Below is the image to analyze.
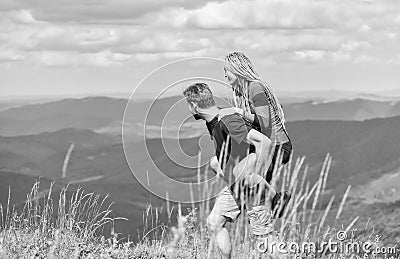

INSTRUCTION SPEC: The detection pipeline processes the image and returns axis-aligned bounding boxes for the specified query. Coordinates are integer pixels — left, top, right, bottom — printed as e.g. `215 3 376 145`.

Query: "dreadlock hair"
224 51 286 126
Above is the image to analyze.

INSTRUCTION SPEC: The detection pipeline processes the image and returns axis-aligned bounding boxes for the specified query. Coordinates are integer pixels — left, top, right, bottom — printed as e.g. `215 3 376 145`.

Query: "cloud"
28 49 132 67
1 0 400 67
6 9 35 23
339 40 371 52
0 0 215 23
0 46 25 62
143 0 400 31
187 0 335 29
231 31 344 53
294 50 327 62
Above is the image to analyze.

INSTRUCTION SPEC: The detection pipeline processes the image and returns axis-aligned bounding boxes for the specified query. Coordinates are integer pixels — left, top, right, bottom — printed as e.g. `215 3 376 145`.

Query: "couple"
182 52 293 258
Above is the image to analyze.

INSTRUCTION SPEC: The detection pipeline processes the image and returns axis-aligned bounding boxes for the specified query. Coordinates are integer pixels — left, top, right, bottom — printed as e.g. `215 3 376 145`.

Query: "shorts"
265 141 292 183
210 186 241 221
209 186 274 236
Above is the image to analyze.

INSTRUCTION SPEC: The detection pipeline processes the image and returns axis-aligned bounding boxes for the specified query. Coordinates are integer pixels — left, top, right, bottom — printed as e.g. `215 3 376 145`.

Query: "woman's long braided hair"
224 51 286 127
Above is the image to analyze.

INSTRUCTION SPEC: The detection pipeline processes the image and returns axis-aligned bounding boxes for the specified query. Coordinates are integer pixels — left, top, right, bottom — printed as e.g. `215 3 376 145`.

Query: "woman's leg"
265 141 292 183
232 153 276 207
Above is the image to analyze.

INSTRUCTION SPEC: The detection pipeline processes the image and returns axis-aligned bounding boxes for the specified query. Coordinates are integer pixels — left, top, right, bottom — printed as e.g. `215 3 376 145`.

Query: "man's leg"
207 186 240 259
207 214 231 259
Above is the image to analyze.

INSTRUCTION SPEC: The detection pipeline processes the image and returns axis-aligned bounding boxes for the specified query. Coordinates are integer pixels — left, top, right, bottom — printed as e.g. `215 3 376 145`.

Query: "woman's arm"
253 106 270 133
249 82 271 135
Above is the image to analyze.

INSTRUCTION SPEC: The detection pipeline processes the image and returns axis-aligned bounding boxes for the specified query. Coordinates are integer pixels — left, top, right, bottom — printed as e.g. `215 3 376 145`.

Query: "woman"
220 51 292 183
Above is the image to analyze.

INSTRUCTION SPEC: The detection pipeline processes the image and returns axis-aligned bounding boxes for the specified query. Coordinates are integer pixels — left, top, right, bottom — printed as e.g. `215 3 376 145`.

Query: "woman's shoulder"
248 81 266 97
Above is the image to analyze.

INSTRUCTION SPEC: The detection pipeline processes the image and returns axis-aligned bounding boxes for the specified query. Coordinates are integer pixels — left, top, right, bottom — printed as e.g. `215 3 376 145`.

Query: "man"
183 83 286 258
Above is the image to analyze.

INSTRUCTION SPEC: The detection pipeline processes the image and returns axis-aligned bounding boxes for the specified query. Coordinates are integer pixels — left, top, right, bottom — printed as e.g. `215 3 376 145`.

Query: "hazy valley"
1 94 400 240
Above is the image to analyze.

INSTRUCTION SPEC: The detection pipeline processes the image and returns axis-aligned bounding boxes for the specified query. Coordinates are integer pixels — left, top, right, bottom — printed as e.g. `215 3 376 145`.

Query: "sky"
1 0 400 97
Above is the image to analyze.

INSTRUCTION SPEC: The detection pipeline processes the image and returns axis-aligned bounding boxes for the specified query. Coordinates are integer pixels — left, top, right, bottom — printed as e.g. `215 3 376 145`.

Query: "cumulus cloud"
294 50 327 62
0 0 399 67
0 46 25 62
0 0 217 23
187 0 335 29
142 0 400 31
29 50 132 67
6 9 36 23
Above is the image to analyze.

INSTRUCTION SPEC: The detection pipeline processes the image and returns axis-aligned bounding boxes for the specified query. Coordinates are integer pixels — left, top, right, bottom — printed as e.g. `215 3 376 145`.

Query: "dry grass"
0 153 396 258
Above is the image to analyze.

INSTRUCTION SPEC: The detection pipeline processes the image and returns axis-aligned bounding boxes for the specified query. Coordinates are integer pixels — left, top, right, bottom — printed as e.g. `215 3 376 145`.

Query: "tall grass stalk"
0 182 117 258
1 149 368 258
156 148 365 258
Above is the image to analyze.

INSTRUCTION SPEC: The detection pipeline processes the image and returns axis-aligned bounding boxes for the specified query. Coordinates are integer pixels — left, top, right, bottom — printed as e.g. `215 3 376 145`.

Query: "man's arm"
209 155 224 176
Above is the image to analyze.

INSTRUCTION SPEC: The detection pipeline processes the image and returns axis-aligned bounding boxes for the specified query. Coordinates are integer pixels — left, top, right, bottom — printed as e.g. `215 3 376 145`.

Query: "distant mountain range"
2 115 400 190
278 89 400 103
0 97 127 136
284 98 400 121
1 96 400 137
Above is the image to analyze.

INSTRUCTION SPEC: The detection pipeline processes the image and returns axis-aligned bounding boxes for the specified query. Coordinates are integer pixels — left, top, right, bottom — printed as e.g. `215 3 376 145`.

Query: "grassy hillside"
1 160 399 258
289 116 400 191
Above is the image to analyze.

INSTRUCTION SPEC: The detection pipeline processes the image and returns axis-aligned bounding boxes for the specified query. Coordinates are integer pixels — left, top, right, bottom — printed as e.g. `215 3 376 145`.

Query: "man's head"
182 83 216 120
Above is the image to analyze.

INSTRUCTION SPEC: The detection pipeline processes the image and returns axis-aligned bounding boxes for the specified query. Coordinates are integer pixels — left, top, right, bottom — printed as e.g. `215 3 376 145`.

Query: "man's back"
206 113 256 175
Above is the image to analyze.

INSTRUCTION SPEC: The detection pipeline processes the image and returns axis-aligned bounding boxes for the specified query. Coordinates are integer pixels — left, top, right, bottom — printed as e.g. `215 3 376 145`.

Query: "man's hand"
218 107 256 123
209 156 224 176
217 107 242 120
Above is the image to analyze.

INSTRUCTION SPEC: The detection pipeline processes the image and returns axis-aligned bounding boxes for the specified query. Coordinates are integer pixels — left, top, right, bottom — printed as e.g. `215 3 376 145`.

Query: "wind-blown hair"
224 51 286 125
